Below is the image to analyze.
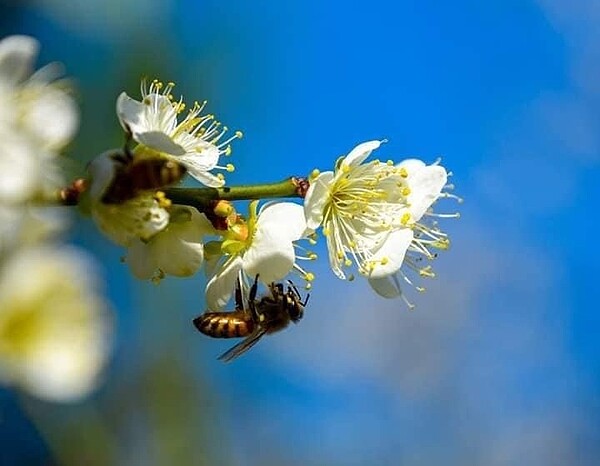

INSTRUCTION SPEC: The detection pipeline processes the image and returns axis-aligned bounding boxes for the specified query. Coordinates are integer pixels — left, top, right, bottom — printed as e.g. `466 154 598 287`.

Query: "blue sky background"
1 0 599 465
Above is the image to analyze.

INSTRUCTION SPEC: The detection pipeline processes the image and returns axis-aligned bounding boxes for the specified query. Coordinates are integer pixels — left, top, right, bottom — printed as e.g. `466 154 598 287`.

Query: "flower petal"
136 131 186 155
22 85 79 151
0 35 38 85
396 158 425 173
408 165 447 221
116 93 184 155
303 171 334 231
343 140 382 167
150 208 211 277
176 145 222 186
368 276 401 298
205 255 243 310
126 240 156 280
258 202 306 241
243 238 295 284
368 228 414 279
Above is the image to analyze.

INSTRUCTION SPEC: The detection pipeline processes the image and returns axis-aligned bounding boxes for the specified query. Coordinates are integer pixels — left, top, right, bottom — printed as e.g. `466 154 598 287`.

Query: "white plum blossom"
367 158 455 304
304 140 456 306
205 201 309 310
116 79 241 187
126 205 214 280
304 140 413 279
0 247 112 402
87 150 170 246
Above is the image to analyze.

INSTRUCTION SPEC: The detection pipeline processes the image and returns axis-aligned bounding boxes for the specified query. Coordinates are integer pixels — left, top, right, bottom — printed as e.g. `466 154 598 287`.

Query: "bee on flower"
204 200 313 311
116 79 241 187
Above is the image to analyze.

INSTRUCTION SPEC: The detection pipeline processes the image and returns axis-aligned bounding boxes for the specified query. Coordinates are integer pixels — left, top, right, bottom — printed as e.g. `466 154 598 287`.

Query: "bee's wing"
218 328 267 363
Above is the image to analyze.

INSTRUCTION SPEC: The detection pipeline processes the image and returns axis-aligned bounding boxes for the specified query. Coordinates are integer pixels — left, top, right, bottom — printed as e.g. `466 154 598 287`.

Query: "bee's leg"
234 275 244 311
301 294 310 307
247 275 260 321
249 274 259 302
287 281 301 299
122 124 134 162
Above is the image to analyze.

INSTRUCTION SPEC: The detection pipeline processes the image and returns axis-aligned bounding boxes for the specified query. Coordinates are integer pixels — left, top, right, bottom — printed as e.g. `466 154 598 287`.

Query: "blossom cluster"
87 83 459 311
0 32 459 400
0 36 111 402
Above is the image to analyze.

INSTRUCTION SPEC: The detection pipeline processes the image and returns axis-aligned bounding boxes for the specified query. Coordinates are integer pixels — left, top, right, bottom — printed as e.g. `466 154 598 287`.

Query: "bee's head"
287 295 304 322
286 281 308 322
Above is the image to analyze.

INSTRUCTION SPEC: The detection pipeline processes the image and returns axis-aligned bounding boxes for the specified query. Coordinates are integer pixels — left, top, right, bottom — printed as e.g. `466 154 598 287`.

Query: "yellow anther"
344 259 352 267
310 168 320 180
305 283 313 290
399 167 408 178
402 186 411 197
217 173 225 181
416 287 426 293
432 239 450 250
235 130 244 138
348 240 356 249
380 257 389 265
323 227 330 237
419 266 436 278
226 163 235 172
386 159 394 166
305 272 315 282
214 200 234 218
337 250 344 260
225 146 232 156
308 252 318 260
400 212 411 226
341 163 350 174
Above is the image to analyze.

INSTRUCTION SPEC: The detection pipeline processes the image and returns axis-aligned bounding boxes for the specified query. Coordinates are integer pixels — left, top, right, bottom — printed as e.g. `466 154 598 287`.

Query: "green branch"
164 177 309 209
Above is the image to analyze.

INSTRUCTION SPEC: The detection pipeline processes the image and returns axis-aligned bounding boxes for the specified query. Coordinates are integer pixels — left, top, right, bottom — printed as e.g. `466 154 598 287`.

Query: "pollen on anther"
310 168 320 180
235 130 244 139
226 163 235 172
305 272 315 282
399 167 408 178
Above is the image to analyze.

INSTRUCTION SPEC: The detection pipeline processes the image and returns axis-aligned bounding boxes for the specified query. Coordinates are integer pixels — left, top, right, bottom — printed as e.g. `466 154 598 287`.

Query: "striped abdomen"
193 311 255 338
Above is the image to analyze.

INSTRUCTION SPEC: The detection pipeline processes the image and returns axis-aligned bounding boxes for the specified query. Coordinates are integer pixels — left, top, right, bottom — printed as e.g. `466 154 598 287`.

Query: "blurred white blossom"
0 35 78 152
0 35 112 403
0 247 112 402
117 79 241 187
205 201 308 310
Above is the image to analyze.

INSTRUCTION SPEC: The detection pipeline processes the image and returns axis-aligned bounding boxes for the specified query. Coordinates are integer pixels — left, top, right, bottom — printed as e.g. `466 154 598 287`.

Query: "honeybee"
101 149 187 204
193 275 309 362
